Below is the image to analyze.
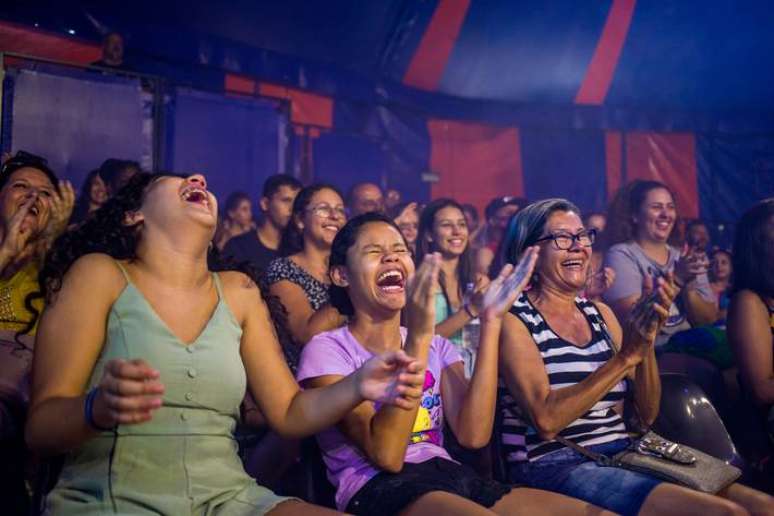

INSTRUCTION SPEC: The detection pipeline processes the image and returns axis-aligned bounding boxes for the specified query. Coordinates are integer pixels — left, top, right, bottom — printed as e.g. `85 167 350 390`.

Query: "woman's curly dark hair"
18 173 166 337
38 172 169 302
601 179 681 251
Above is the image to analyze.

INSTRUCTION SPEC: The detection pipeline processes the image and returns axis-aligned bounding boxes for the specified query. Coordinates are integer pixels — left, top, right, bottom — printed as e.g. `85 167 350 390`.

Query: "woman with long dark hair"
728 198 774 435
215 191 256 250
415 199 486 376
496 198 772 515
263 185 346 353
297 212 611 515
70 169 107 226
25 172 424 515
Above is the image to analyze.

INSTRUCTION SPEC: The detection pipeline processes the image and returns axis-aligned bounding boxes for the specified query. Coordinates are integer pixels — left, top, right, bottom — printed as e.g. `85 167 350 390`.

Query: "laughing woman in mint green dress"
25 173 424 515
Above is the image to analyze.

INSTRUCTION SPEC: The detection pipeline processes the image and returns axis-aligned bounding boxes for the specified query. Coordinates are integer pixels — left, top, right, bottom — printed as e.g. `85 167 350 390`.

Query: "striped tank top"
498 293 629 462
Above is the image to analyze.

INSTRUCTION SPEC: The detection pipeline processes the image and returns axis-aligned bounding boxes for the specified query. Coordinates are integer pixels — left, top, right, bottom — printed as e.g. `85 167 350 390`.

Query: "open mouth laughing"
376 268 406 293
180 185 210 209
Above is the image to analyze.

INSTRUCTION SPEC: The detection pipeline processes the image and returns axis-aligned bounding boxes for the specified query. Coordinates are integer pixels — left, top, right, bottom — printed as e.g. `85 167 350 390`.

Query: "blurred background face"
89 174 108 205
687 222 710 250
585 213 607 233
103 33 124 63
228 199 253 226
462 206 479 233
431 205 468 258
385 188 401 210
395 205 419 248
635 187 676 243
491 204 519 232
264 185 300 229
301 188 346 247
0 167 54 238
350 183 384 216
710 252 732 281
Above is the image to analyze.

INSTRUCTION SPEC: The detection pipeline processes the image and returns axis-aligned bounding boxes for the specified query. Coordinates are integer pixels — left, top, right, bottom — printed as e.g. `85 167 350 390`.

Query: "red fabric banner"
0 21 100 65
428 119 524 216
403 0 471 91
605 131 699 218
575 0 637 105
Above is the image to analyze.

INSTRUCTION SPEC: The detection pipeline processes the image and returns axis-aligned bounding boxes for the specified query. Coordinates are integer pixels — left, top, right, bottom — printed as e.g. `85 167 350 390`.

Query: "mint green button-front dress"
45 264 294 515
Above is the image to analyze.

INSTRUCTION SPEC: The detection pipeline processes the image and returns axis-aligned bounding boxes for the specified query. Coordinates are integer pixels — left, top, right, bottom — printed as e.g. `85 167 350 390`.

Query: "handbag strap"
553 435 615 466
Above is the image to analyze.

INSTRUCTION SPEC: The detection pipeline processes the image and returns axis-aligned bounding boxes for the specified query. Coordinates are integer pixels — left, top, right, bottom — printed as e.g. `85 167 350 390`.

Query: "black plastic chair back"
652 373 744 468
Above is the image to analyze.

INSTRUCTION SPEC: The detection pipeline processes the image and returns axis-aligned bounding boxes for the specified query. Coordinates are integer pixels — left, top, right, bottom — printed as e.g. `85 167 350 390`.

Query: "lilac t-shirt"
296 326 463 511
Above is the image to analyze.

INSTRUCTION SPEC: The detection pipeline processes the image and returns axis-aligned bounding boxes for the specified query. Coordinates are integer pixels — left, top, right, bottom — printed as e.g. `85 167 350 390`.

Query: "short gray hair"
491 198 581 277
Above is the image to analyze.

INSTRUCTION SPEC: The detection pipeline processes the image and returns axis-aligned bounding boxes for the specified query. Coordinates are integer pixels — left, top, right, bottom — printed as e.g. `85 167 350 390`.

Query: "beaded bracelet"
84 387 115 432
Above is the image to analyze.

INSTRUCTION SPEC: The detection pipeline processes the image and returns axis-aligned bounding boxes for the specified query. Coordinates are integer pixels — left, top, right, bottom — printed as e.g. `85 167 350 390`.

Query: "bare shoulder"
217 270 264 322
218 270 260 293
46 253 126 308
730 289 767 311
502 310 533 343
592 301 619 326
66 253 125 291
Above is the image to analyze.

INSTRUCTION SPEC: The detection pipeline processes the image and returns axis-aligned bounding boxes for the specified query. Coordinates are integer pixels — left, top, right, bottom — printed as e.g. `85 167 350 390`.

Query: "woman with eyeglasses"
297 212 614 515
495 198 772 515
264 184 347 367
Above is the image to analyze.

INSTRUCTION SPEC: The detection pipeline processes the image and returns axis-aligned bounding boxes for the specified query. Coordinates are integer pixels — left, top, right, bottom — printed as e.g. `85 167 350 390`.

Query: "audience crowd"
0 148 772 515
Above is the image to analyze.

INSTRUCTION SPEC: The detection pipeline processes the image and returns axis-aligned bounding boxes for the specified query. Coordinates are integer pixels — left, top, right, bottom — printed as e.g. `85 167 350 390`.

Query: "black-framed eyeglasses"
533 229 596 250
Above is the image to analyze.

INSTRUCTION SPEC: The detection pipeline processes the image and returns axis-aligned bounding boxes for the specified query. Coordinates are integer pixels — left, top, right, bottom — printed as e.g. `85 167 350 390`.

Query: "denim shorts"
509 439 663 516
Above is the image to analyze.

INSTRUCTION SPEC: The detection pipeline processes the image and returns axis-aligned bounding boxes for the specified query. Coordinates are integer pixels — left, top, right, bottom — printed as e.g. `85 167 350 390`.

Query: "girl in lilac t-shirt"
297 213 602 516
297 328 459 509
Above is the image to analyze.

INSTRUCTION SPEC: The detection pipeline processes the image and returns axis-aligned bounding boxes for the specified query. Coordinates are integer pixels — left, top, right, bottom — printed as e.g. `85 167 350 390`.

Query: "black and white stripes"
498 293 628 463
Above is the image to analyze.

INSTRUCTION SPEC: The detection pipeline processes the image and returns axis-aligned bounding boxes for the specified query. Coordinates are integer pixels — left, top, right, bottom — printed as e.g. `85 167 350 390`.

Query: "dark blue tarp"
7 67 152 188
165 89 284 204
520 128 608 214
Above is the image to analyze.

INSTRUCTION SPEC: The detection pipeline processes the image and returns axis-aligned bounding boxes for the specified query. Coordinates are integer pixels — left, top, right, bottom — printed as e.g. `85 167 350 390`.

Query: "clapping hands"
620 273 678 365
404 253 442 340
674 245 709 286
478 246 540 321
40 180 75 245
356 350 425 409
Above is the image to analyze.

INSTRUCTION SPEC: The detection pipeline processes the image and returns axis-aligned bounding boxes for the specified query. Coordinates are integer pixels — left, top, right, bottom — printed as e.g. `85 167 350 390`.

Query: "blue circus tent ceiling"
2 1 773 230
2 0 774 119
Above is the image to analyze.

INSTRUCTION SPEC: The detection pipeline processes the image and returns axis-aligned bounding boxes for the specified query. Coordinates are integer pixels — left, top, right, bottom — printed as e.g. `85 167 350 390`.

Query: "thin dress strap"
212 272 224 300
114 260 132 284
